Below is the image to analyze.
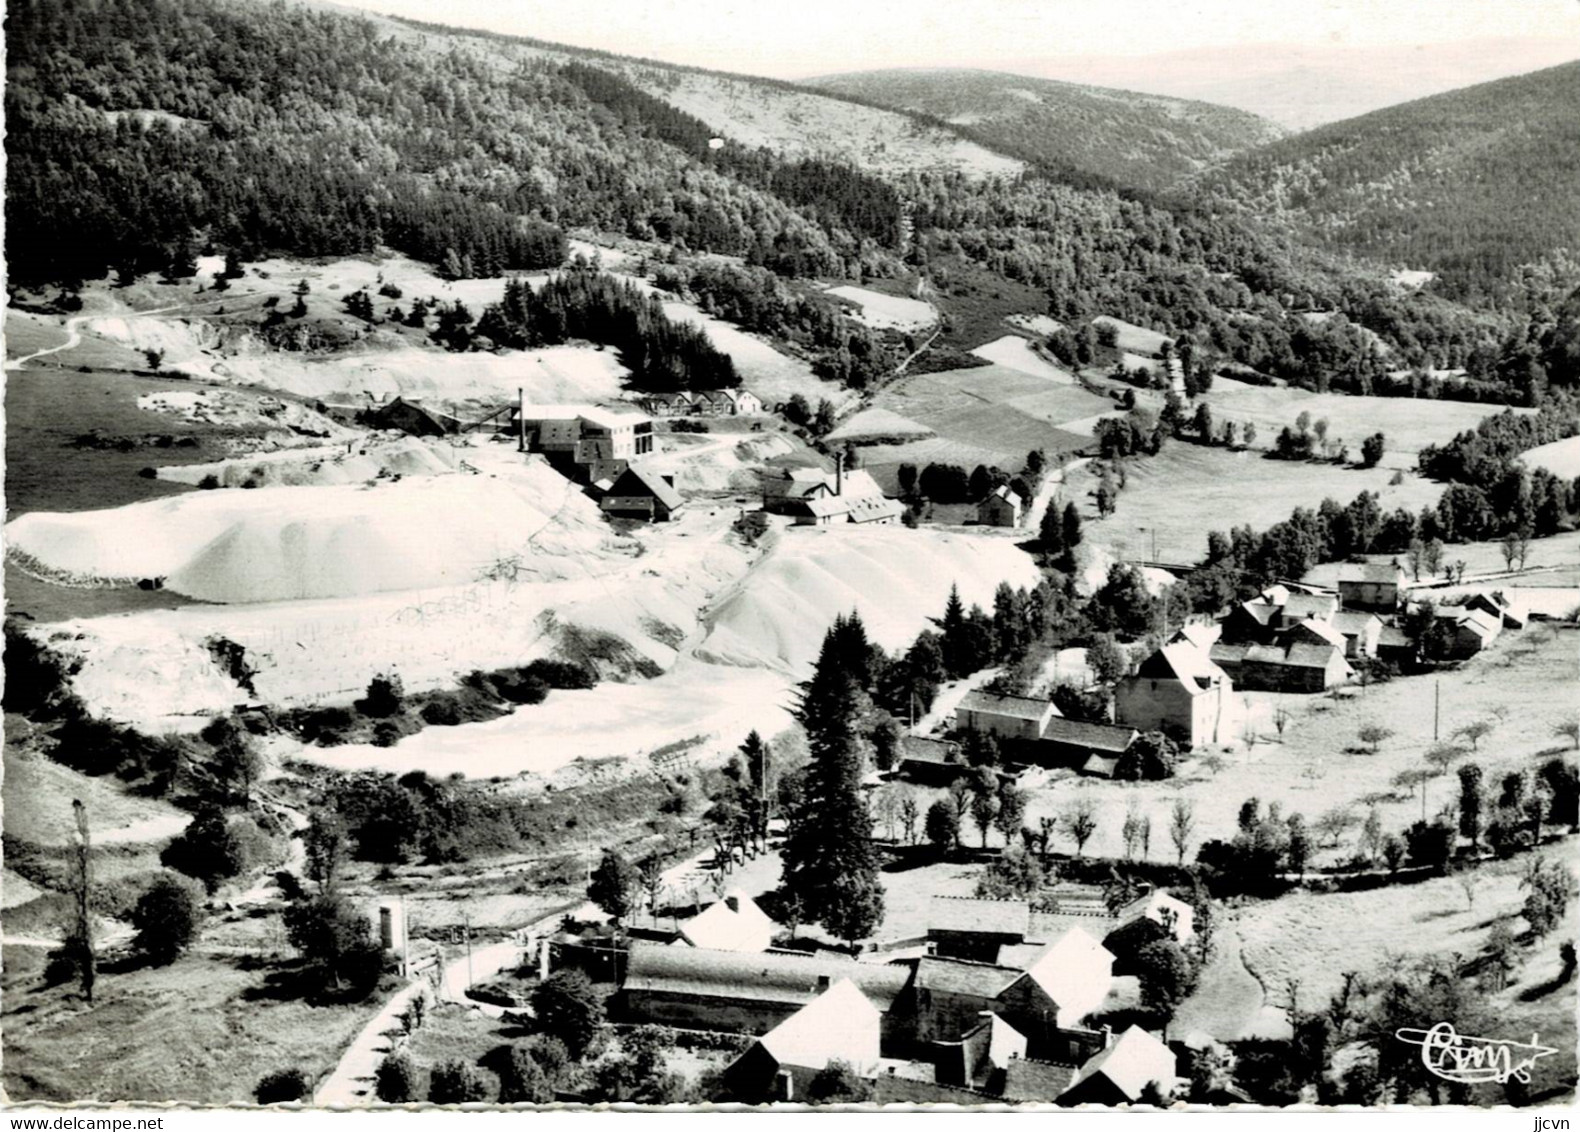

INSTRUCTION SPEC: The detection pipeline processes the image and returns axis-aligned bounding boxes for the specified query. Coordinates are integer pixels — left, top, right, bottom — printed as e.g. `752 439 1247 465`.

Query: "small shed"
599 465 685 522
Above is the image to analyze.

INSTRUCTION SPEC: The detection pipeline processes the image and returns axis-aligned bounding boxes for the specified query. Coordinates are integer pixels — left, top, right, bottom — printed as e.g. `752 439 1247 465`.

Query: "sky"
333 0 1580 79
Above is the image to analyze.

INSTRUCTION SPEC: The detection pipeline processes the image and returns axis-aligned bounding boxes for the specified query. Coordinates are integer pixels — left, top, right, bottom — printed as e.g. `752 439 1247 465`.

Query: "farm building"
599 466 685 522
1209 639 1352 693
1114 640 1234 748
1376 624 1416 667
892 735 966 786
928 897 1032 962
1038 718 1139 776
1275 591 1339 630
1330 611 1383 659
977 484 1024 528
619 943 912 1038
512 402 656 482
1452 591 1528 630
1338 562 1408 613
934 1012 1030 1091
1220 599 1280 645
1433 606 1502 658
723 979 882 1102
675 891 776 953
1057 1026 1179 1106
955 691 1060 743
999 927 1116 1033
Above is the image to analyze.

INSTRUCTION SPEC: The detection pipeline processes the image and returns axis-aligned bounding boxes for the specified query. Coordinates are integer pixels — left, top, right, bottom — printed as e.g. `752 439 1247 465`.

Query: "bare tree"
898 791 920 845
1457 870 1478 910
1062 796 1099 858
1455 720 1494 752
1555 720 1580 750
1168 796 1196 865
1121 801 1143 860
1358 724 1394 754
1273 707 1293 741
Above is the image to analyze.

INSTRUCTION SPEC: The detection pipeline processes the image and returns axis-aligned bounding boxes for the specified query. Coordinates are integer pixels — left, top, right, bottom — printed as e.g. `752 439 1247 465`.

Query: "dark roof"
1282 593 1337 618
1284 643 1345 669
1041 718 1138 754
957 691 1057 723
1001 1057 1079 1103
606 464 684 510
623 942 912 1010
899 735 957 764
1233 601 1277 626
929 897 1030 938
1377 625 1412 648
913 956 1023 998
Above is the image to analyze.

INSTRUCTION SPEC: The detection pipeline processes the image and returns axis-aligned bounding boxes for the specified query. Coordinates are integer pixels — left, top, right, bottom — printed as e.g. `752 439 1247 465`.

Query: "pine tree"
939 585 967 679
783 662 885 947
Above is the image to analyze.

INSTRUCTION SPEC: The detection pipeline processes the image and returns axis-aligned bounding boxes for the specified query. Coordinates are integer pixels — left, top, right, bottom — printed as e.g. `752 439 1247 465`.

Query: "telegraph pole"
1433 679 1440 741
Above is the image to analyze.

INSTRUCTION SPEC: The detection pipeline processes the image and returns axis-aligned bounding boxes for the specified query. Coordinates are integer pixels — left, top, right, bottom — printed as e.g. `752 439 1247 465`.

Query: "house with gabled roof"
928 898 1031 962
1038 718 1139 777
1338 562 1407 613
1114 640 1234 747
977 484 1024 528
723 978 881 1102
1453 591 1527 631
1275 591 1339 630
956 690 1061 743
1057 1025 1179 1106
675 890 777 953
1433 605 1502 658
1331 610 1383 659
1000 926 1116 1032
599 465 685 522
1115 890 1194 944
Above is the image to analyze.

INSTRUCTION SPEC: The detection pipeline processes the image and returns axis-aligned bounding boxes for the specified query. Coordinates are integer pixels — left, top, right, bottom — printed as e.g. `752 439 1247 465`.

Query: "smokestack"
518 387 526 453
835 459 843 498
725 895 740 913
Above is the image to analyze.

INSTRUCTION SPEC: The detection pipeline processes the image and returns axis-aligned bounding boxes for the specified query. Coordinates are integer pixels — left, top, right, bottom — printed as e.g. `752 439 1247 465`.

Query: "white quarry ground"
825 285 938 332
23 469 1040 776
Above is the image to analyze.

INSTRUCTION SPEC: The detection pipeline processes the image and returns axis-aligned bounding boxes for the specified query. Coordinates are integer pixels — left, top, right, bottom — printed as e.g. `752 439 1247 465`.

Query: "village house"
619 942 913 1039
694 388 764 416
933 1012 1030 1091
928 898 1032 963
1220 598 1280 645
599 465 685 522
1056 1026 1180 1106
1338 562 1408 613
1433 605 1502 659
891 735 967 786
512 402 656 482
1210 635 1352 694
762 466 835 514
1114 639 1234 748
1375 623 1416 668
1330 610 1384 659
674 890 776 953
977 484 1024 528
639 391 695 417
723 979 882 1102
1038 718 1140 778
1274 591 1339 630
1451 591 1528 630
955 690 1060 744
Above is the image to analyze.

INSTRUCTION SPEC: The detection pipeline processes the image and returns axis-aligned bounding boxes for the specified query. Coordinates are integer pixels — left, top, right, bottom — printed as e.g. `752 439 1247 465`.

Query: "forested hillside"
8 0 1571 403
1200 62 1580 309
806 68 1284 193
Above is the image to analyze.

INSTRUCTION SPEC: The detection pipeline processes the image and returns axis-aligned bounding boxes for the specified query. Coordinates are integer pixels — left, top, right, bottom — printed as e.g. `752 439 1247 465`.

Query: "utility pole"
1433 679 1440 742
463 910 473 993
517 386 526 453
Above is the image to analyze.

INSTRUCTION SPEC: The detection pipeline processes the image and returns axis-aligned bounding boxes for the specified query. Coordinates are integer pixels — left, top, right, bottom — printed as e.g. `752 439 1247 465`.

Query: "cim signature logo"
1395 1023 1558 1085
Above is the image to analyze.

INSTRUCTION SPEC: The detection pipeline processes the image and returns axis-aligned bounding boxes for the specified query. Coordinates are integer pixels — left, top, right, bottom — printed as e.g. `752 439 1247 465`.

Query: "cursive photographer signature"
1395 1023 1558 1085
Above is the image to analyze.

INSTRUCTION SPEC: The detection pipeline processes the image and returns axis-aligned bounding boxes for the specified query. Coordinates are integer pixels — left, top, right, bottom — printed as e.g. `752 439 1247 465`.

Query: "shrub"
530 970 605 1059
130 873 203 965
161 805 246 893
295 704 357 746
428 1059 488 1104
3 619 74 718
497 1047 553 1104
255 1068 311 1104
375 1051 418 1103
359 673 406 718
198 474 221 490
522 659 597 690
138 466 158 479
418 687 505 727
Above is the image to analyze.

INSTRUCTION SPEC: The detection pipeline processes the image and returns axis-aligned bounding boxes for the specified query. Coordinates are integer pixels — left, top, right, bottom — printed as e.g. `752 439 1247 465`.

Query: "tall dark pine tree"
939 585 967 679
784 628 885 947
795 613 874 753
